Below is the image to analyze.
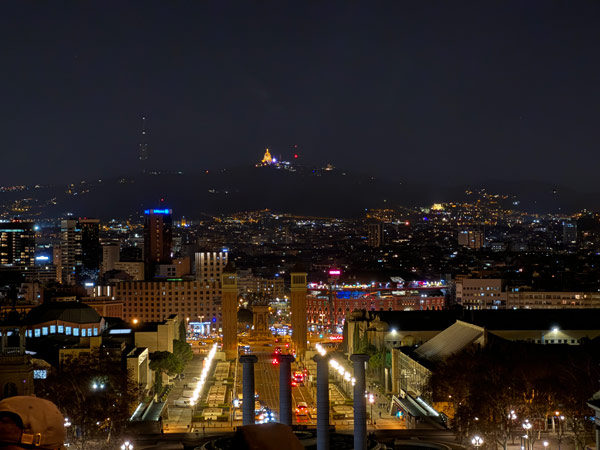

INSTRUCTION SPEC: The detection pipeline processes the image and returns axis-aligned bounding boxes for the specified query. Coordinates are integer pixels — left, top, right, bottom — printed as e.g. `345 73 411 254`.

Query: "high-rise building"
79 218 100 271
0 220 35 267
101 243 120 274
367 222 384 248
143 208 173 279
458 230 484 249
562 221 577 244
53 245 62 282
195 251 228 283
290 263 307 358
60 219 82 284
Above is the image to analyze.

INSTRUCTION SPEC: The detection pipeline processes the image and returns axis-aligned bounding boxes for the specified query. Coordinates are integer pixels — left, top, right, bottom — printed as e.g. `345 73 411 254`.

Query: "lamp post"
509 410 517 444
121 441 133 450
543 441 549 450
471 435 483 450
368 393 375 425
523 420 532 450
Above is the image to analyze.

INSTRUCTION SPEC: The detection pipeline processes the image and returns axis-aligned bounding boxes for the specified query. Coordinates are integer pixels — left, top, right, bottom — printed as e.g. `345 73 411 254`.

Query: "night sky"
1 2 599 189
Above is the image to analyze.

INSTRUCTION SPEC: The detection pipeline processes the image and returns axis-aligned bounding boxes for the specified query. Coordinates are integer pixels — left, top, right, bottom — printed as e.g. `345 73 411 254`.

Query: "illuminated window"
50 325 56 334
66 327 71 335
58 325 64 333
34 329 40 337
73 328 79 336
42 327 48 336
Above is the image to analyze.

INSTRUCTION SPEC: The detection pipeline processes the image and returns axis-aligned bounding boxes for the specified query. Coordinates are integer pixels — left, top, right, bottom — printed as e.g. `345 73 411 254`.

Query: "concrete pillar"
240 355 258 426
313 354 330 450
351 354 370 450
278 354 295 426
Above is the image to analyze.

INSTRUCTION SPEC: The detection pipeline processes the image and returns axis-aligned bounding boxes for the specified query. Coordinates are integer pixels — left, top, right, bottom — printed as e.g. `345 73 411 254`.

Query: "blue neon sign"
144 209 172 215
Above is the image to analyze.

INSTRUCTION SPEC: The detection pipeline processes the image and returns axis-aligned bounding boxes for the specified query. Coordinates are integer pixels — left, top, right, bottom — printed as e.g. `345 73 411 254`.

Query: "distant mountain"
0 166 597 219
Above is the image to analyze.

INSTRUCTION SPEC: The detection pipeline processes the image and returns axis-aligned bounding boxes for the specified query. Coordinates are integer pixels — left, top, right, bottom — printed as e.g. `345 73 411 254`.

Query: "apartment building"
113 280 223 330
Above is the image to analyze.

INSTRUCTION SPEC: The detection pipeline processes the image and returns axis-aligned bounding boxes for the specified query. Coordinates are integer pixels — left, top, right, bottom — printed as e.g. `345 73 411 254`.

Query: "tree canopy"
427 339 600 450
36 349 139 450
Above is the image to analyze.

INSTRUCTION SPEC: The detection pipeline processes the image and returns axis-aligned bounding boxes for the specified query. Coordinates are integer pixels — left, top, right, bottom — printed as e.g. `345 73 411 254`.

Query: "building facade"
0 220 35 267
458 230 484 249
307 293 446 330
143 209 173 279
113 280 222 329
456 278 505 309
60 219 82 284
101 243 120 274
195 251 228 283
79 218 100 271
367 222 384 248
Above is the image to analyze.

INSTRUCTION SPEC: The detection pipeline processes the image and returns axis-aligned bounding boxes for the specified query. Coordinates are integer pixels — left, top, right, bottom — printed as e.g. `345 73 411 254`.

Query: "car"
295 402 309 416
174 399 191 407
293 371 305 385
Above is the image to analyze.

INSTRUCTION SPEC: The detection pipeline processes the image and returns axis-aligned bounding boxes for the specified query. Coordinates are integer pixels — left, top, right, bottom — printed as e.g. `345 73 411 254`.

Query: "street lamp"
522 420 532 450
471 435 483 449
509 410 517 444
543 441 549 450
368 393 375 425
121 441 133 450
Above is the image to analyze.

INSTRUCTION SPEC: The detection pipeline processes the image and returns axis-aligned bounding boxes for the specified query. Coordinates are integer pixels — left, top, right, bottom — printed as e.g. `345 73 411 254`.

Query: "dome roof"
26 301 102 325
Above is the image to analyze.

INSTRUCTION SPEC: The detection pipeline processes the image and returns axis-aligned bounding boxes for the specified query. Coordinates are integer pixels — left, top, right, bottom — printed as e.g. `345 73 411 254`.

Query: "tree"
173 339 193 364
149 351 182 394
427 339 600 450
178 320 187 341
36 349 139 450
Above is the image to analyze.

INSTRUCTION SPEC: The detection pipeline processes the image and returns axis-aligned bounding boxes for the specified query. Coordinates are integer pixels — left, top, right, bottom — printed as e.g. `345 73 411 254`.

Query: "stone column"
290 264 307 358
313 354 330 450
351 354 370 450
278 354 295 426
240 355 258 426
221 262 238 360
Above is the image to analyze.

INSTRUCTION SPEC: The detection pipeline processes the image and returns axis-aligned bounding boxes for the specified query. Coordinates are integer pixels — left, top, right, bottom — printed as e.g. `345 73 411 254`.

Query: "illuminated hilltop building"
261 148 273 165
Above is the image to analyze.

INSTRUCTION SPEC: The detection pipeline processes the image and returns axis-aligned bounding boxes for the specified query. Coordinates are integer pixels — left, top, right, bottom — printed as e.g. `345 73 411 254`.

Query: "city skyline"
1 2 600 189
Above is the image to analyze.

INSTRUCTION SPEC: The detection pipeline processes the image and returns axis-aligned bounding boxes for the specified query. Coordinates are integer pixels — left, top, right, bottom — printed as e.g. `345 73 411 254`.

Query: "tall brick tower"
290 262 307 358
221 261 238 360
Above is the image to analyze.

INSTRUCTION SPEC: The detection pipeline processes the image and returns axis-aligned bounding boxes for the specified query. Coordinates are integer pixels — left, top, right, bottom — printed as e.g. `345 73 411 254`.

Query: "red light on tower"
294 154 298 159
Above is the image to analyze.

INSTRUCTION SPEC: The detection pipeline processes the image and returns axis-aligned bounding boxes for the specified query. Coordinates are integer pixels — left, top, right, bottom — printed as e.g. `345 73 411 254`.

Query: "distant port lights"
144 209 172 215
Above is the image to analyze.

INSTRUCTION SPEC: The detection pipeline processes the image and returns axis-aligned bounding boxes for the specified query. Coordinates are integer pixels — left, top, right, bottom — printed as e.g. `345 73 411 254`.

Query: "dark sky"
1 2 599 189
